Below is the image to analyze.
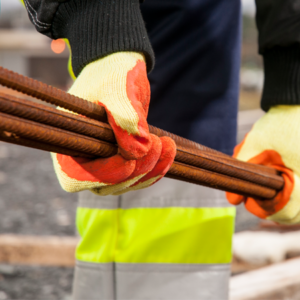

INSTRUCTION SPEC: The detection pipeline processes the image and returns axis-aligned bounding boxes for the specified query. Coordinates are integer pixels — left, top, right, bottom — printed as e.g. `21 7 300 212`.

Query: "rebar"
0 67 107 122
0 66 277 177
0 66 285 199
0 131 93 158
0 92 284 191
0 122 277 199
0 93 115 142
0 112 117 158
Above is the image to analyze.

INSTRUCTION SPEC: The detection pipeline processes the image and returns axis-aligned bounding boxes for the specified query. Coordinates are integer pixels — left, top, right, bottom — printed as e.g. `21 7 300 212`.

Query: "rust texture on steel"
0 67 285 199
0 92 284 192
167 163 277 199
0 66 278 178
0 131 92 158
0 93 115 142
0 67 107 122
0 128 276 200
0 112 117 158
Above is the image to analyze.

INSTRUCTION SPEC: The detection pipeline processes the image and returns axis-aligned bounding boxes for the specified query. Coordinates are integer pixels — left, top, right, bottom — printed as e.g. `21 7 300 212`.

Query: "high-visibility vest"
73 178 235 300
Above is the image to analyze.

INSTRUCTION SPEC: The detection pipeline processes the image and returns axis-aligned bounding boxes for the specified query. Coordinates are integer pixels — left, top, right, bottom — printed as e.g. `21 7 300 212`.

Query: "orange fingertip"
57 154 136 184
105 110 152 160
130 136 176 187
243 150 294 219
126 134 162 180
226 192 245 206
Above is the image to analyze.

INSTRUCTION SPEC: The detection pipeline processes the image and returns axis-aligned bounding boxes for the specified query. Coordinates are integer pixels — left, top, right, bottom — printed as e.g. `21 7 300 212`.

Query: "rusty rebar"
0 114 277 199
0 66 276 177
0 93 115 142
0 112 117 158
0 92 284 191
0 67 285 198
167 163 277 199
0 67 107 122
0 131 93 158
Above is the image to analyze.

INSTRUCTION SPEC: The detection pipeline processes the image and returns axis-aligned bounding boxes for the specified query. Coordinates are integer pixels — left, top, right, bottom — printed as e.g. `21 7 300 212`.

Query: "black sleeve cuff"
52 0 154 77
261 45 300 111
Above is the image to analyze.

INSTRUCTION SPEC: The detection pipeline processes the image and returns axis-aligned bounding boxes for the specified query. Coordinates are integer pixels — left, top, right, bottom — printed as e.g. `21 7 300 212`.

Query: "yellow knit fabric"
236 106 300 224
51 153 108 192
52 52 153 195
113 175 161 195
68 52 144 136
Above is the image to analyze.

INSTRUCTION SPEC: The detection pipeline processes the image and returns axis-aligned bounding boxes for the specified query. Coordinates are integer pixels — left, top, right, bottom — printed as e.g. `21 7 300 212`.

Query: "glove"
226 106 300 225
52 52 176 196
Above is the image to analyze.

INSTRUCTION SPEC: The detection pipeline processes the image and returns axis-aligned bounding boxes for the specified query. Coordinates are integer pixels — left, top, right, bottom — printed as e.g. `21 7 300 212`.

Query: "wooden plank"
233 231 300 267
230 257 300 300
0 235 78 267
231 255 268 275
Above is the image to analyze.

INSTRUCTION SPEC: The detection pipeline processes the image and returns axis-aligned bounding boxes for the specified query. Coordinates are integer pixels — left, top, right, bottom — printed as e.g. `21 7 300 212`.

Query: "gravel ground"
0 141 264 300
0 142 76 299
0 142 77 237
0 265 73 300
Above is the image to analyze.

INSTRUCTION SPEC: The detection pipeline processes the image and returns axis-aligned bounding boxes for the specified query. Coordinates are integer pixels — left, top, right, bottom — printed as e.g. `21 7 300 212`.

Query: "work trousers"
73 179 235 300
73 0 241 298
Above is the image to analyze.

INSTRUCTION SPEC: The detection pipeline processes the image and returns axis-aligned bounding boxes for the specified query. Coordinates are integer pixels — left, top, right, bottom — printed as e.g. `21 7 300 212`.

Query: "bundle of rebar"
0 66 284 199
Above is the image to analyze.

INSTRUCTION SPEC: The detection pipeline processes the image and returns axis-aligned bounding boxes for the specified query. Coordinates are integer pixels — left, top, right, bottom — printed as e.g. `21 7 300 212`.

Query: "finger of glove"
227 107 300 223
242 150 294 220
52 153 136 193
105 56 151 160
113 136 176 195
68 52 152 161
226 192 245 206
226 149 294 215
226 132 294 216
91 134 163 196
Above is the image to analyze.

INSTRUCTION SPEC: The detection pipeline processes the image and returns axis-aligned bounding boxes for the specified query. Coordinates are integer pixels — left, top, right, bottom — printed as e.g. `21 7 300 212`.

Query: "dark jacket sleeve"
23 0 153 77
256 0 300 111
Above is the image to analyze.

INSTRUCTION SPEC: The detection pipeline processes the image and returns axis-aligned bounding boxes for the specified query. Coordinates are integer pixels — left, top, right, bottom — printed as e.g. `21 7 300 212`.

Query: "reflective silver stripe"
73 261 230 300
116 262 229 272
78 178 231 209
78 192 120 209
120 197 229 209
73 261 115 300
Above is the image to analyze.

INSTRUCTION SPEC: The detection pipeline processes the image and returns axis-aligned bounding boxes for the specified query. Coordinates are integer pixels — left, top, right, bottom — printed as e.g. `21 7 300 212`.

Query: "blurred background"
0 1 299 299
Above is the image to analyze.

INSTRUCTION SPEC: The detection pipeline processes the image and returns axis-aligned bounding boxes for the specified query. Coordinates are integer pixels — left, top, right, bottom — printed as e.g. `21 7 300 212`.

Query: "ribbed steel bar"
0 93 115 142
167 163 277 199
0 112 117 158
0 92 284 191
0 67 107 122
0 115 277 199
0 131 93 158
0 66 277 177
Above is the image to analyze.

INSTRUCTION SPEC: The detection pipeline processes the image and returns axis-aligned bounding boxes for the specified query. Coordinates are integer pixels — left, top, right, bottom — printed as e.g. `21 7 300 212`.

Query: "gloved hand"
52 52 176 196
226 106 300 224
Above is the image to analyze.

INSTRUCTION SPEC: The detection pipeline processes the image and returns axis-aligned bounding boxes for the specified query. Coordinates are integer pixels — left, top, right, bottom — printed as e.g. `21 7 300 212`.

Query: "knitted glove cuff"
52 0 154 76
261 44 300 111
